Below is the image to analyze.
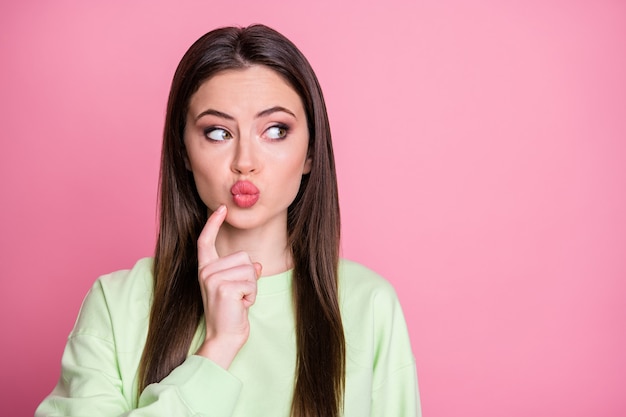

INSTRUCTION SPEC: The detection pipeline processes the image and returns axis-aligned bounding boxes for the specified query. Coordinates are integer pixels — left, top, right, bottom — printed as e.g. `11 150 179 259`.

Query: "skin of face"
184 65 312 243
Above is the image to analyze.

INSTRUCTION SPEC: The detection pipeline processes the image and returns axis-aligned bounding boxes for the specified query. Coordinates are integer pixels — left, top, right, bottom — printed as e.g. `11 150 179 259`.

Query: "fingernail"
216 205 226 214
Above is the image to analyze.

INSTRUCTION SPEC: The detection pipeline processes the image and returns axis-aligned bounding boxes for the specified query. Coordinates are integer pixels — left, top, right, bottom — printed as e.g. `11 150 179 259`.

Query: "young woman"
36 24 420 417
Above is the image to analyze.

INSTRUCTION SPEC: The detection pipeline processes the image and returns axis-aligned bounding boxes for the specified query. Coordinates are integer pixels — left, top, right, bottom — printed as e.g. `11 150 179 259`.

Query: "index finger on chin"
197 205 227 268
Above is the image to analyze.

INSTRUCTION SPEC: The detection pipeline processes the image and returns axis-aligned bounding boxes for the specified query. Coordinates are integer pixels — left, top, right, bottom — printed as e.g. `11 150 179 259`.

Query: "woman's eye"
266 125 288 140
205 128 232 141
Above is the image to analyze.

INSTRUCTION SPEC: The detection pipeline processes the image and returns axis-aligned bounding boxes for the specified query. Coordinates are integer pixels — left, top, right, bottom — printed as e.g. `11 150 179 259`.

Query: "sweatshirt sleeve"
35 276 242 417
369 286 422 417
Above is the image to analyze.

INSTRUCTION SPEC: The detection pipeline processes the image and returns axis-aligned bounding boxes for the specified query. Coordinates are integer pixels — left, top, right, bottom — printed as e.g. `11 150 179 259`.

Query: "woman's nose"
230 135 258 174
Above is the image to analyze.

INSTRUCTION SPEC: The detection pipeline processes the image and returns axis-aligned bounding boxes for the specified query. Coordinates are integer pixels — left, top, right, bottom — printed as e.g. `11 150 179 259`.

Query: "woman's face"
184 65 311 232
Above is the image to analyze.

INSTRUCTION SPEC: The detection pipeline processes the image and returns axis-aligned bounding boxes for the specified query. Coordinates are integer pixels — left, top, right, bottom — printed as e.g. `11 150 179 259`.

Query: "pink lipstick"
230 180 260 208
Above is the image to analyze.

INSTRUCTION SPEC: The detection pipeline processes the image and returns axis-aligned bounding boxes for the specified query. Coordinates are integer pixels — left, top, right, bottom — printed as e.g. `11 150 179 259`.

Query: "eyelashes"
204 127 233 141
265 124 289 140
203 124 290 142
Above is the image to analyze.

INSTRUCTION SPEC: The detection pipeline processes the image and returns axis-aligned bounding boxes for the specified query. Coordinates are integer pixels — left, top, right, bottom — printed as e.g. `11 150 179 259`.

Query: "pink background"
1 1 625 416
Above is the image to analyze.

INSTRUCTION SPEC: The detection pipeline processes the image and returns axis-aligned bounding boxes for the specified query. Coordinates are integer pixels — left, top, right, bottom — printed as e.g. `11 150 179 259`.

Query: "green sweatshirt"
36 258 421 416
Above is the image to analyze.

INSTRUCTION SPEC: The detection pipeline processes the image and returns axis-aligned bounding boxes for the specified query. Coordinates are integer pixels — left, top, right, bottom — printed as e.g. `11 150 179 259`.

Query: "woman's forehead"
189 66 305 118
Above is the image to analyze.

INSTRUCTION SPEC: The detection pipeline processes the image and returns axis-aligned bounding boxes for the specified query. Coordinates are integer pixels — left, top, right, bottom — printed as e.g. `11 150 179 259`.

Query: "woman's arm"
35 264 243 417
36 340 242 417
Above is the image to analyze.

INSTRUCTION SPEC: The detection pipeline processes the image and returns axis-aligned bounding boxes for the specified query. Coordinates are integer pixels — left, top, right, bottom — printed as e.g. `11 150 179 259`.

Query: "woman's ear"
182 136 192 170
303 155 312 174
183 150 192 171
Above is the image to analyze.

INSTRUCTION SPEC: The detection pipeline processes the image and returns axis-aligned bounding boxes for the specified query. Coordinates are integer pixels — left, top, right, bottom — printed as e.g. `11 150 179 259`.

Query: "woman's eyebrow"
256 106 297 119
195 106 297 121
195 109 234 121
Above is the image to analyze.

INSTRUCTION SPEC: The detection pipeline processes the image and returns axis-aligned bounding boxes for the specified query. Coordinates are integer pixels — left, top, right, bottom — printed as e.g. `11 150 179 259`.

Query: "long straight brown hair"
138 25 345 417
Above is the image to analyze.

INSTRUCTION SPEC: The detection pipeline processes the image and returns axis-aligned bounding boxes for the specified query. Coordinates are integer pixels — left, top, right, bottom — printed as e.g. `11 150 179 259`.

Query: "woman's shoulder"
337 259 413 367
338 258 398 303
72 258 154 337
95 257 154 294
93 257 155 314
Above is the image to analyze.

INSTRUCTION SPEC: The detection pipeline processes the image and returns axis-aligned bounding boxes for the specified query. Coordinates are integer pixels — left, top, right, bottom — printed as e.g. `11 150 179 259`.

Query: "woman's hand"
195 205 262 369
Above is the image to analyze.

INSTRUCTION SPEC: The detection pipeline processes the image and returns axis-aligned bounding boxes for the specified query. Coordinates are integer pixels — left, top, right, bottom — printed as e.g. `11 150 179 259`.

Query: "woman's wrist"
195 337 242 370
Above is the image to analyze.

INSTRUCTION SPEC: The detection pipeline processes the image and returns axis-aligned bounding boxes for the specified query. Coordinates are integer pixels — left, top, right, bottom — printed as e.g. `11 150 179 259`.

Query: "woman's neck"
215 222 292 276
